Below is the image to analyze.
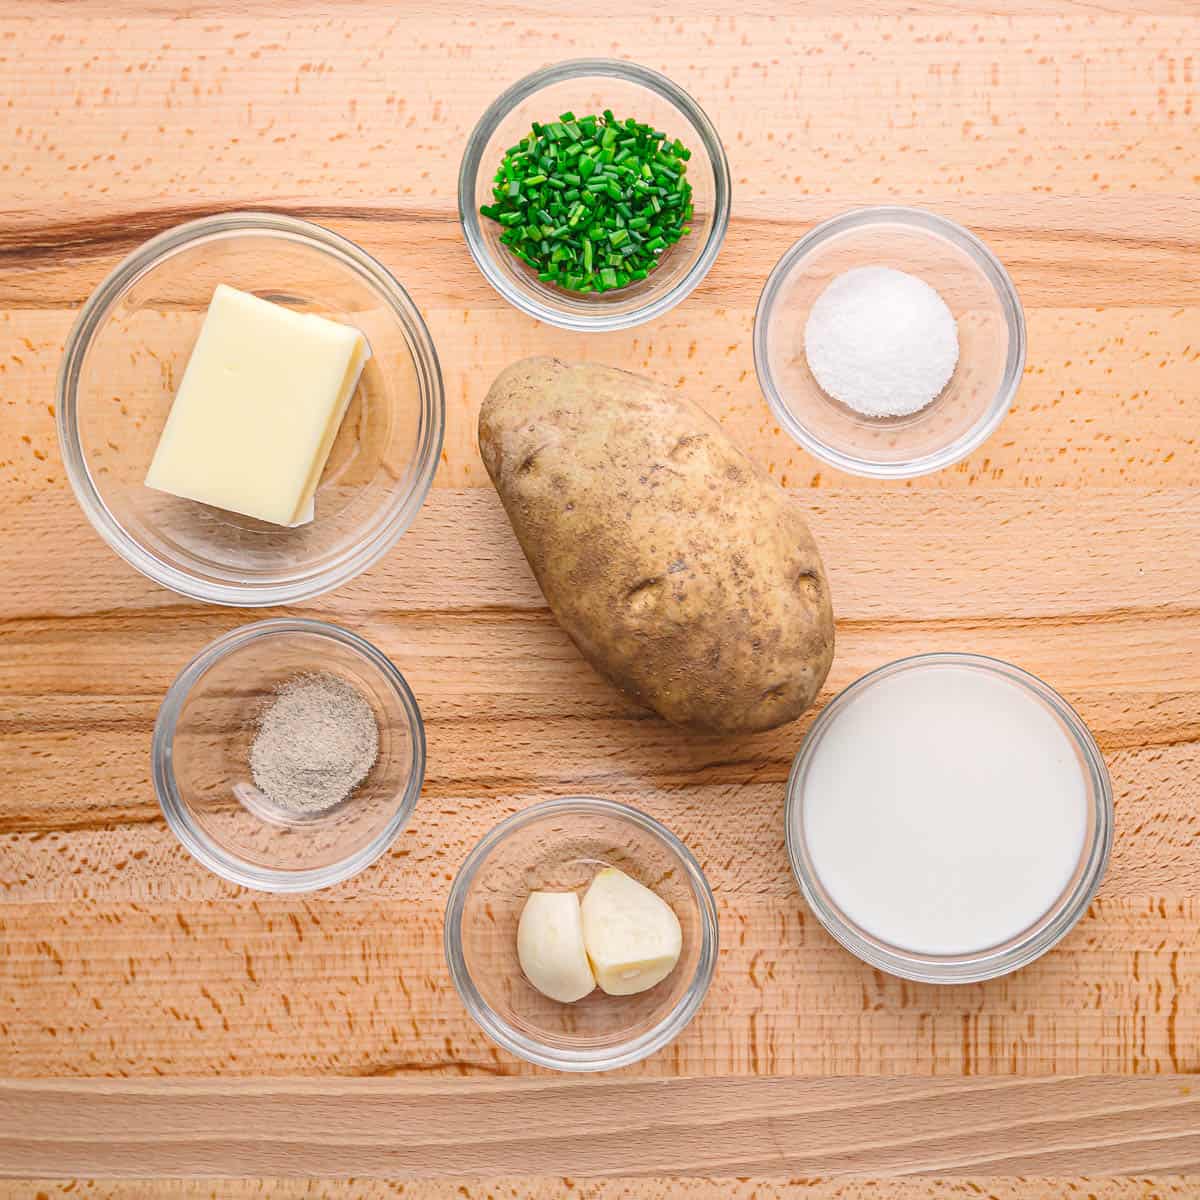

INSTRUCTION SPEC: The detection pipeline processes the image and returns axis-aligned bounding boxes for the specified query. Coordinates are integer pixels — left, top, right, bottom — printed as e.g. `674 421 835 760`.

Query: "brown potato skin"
478 357 835 735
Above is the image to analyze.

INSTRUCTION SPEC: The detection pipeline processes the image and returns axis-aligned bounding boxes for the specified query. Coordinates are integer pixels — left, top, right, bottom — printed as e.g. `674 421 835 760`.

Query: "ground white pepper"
249 671 379 815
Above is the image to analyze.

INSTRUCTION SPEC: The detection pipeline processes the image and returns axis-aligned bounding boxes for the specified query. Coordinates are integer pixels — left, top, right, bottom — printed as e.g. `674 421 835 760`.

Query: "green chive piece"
478 109 696 293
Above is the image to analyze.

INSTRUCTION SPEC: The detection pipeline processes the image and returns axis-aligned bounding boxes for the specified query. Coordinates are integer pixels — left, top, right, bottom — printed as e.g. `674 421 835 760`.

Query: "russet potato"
478 357 835 735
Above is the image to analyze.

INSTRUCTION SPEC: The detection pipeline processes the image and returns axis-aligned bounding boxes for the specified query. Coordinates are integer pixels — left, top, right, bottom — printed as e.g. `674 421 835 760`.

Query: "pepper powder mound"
249 671 379 815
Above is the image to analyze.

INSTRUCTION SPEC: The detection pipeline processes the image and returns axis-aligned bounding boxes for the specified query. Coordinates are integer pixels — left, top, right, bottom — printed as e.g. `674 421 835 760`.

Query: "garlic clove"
516 890 596 1004
580 867 682 996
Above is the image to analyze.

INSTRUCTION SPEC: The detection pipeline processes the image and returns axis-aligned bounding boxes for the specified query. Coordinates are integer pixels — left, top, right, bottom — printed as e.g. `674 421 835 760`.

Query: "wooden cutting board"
1 0 1198 1194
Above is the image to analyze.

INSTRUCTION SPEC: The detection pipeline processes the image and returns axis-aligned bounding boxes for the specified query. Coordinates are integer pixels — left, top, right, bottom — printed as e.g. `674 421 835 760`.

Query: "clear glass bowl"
57 212 444 605
786 653 1113 983
445 797 719 1071
459 59 730 331
153 618 425 892
754 207 1026 478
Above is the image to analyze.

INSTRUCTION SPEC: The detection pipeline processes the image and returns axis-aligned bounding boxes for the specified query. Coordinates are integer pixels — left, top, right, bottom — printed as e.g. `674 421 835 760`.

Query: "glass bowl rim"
55 210 446 606
152 616 426 894
444 795 720 1071
753 205 1027 479
785 651 1113 984
458 57 731 332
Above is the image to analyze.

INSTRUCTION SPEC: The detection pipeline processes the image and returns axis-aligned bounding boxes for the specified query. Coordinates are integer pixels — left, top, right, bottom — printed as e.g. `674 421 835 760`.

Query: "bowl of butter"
57 212 444 605
444 796 719 1071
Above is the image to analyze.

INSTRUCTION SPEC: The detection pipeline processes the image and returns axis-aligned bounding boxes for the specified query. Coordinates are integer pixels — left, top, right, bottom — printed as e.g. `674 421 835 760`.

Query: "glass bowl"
153 618 425 892
459 59 730 331
786 653 1113 983
57 212 444 605
445 797 719 1071
754 207 1025 478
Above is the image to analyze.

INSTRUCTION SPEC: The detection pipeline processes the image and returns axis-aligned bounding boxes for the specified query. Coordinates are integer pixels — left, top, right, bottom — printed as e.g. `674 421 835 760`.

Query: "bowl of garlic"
444 796 719 1072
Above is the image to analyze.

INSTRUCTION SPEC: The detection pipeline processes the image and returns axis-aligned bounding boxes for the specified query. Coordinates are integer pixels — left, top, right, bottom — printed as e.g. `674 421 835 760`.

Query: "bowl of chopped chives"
459 59 730 332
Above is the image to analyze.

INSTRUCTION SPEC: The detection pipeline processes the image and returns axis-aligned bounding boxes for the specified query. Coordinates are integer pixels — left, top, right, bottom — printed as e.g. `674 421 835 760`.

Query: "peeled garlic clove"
580 867 682 996
516 890 596 1004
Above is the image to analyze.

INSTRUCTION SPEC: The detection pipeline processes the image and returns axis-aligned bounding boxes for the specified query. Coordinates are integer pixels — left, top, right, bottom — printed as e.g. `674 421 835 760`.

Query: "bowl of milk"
786 653 1113 983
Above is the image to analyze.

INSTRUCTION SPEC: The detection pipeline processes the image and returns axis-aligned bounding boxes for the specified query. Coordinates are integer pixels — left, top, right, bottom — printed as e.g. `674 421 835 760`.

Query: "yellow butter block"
145 284 370 527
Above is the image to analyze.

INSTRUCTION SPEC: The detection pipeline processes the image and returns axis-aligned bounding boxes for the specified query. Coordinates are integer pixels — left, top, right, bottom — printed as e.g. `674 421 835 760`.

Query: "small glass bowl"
754 207 1026 478
786 653 1113 984
153 618 425 893
445 797 719 1071
57 212 444 605
459 59 730 332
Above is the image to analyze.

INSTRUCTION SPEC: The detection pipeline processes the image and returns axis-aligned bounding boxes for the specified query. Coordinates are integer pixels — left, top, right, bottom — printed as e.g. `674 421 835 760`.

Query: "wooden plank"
5 204 1199 312
2 4 1196 224
1 1078 1198 1178
0 896 1196 1077
5 301 1199 496
9 1180 1200 1200
2 486 1198 620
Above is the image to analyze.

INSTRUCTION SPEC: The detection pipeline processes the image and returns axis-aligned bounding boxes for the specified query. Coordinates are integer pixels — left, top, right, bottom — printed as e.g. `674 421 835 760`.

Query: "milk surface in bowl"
786 653 1113 983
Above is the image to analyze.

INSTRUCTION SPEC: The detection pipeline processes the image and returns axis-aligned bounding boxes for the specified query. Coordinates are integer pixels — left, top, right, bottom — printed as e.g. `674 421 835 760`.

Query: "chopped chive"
478 109 696 293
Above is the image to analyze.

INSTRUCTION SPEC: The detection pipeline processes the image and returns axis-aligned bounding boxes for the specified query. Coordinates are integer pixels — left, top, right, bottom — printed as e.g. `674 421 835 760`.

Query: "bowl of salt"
753 206 1026 479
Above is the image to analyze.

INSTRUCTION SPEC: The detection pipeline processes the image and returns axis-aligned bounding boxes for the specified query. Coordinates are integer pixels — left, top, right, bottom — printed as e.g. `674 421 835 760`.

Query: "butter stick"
145 284 370 527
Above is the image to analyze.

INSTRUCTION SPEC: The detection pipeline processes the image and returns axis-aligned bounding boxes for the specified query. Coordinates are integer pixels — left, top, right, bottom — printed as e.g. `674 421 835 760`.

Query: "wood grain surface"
8 1184 1200 1200
1 1077 1199 1178
1 0 1198 1189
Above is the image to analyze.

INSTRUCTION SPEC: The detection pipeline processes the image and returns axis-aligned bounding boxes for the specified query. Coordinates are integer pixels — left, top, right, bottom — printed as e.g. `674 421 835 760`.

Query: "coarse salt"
803 265 959 417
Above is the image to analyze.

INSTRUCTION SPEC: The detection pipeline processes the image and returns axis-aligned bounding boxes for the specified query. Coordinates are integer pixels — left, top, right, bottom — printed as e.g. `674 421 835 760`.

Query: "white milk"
801 662 1088 955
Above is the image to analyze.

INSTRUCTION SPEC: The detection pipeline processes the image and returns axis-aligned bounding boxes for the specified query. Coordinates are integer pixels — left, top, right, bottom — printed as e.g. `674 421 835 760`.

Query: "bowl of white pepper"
153 618 425 892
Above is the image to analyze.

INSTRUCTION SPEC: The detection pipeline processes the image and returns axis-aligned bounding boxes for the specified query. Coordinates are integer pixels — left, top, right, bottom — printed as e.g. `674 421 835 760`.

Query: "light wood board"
0 0 1197 1189
8 1183 1200 1200
1 1078 1199 1178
